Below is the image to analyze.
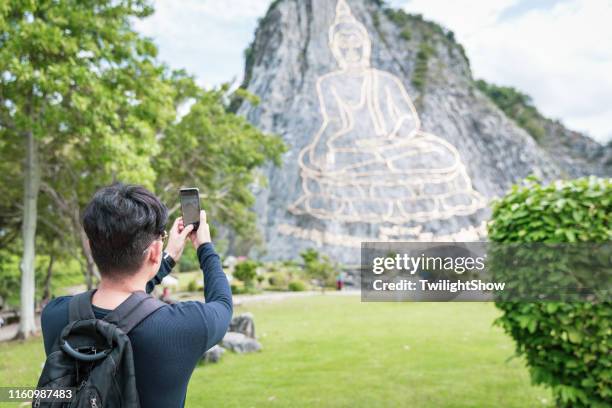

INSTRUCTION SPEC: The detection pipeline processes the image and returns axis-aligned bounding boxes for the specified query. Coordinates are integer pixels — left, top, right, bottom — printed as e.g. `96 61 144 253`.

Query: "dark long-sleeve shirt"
40 243 233 408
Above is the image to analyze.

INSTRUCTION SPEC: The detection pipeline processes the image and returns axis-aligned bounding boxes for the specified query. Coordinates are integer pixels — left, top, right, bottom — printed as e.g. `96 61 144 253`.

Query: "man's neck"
92 272 149 310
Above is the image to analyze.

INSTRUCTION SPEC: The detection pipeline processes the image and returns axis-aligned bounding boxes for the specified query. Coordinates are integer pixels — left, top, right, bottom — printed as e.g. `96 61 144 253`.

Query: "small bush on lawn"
301 249 338 290
488 177 611 407
267 271 290 290
288 281 306 292
187 279 198 292
234 259 259 288
230 284 257 295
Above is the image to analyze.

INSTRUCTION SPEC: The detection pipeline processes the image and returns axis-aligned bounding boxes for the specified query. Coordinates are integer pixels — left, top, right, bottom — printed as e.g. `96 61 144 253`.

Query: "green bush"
234 259 258 288
300 248 338 290
288 281 306 292
186 279 198 293
412 42 434 93
230 283 258 295
267 271 290 290
488 177 611 407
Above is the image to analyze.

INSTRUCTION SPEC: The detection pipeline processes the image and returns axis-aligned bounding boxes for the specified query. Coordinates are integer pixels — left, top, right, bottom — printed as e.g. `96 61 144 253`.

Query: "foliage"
179 245 200 273
489 177 611 407
0 1 285 304
383 7 470 70
261 260 302 291
0 0 177 302
0 246 21 307
0 240 81 308
300 249 337 290
0 135 22 250
399 28 411 41
384 8 413 27
288 281 306 292
412 42 434 93
0 0 174 188
230 283 257 295
183 279 196 293
475 80 547 141
233 259 259 288
267 272 290 290
154 81 286 241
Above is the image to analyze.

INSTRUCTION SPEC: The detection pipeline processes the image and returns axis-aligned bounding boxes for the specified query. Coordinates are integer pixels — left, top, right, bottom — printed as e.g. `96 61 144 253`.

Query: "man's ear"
147 240 163 264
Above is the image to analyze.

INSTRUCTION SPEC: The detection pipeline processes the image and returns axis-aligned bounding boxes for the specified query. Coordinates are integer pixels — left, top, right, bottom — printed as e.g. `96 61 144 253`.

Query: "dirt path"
177 289 359 306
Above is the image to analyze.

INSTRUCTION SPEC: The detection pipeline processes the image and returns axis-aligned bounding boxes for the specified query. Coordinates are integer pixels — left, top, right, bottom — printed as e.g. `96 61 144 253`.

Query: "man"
41 183 232 408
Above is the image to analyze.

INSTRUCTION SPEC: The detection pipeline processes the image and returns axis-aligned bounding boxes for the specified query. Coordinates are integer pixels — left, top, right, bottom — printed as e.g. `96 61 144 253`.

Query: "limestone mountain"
235 0 611 262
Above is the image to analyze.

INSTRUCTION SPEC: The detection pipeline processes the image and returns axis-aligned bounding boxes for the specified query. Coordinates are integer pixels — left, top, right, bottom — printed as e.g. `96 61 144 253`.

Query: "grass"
0 295 551 407
194 295 551 407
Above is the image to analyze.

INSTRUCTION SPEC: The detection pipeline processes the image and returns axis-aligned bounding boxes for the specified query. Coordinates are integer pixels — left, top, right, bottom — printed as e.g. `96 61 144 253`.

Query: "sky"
134 0 612 143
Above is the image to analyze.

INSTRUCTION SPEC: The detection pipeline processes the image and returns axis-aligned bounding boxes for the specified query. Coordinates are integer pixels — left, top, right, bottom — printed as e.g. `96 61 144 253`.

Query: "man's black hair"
82 183 168 278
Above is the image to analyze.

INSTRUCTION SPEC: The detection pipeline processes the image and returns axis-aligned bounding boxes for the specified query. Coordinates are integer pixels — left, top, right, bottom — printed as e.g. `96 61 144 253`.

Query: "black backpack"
34 290 165 408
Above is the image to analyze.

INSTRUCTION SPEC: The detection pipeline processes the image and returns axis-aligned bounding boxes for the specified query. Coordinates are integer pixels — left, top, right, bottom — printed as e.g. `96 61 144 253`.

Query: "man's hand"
165 217 194 261
189 210 211 249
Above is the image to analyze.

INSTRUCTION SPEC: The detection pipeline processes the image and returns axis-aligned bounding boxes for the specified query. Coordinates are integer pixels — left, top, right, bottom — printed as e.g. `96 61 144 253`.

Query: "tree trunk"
77 219 100 290
17 130 40 339
42 252 55 302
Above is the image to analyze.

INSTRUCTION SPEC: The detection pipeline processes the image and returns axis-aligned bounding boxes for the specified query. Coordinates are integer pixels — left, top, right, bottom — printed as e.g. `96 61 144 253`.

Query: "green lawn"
0 295 551 407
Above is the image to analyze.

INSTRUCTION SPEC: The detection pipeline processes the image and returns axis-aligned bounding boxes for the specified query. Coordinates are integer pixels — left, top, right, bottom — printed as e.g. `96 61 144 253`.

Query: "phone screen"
180 188 200 229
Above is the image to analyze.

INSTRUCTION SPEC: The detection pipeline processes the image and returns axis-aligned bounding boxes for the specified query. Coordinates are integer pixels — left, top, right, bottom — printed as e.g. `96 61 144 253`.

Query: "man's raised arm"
190 210 233 350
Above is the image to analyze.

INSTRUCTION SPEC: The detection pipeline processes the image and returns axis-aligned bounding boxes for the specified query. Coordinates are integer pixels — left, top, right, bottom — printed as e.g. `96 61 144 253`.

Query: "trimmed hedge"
488 177 611 407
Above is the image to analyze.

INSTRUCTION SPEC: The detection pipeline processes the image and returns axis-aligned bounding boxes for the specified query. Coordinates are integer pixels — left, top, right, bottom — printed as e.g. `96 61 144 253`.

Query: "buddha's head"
329 0 371 70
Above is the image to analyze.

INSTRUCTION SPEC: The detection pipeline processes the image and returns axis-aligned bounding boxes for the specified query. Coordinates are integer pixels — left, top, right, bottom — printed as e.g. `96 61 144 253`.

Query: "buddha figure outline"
289 0 486 224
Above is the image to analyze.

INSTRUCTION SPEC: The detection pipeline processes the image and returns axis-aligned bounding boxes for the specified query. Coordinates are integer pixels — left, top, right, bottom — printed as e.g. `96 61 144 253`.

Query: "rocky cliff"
235 0 611 262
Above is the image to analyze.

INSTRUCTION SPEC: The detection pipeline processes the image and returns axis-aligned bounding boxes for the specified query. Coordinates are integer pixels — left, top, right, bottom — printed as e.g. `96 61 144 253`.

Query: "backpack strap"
103 291 165 334
68 290 96 322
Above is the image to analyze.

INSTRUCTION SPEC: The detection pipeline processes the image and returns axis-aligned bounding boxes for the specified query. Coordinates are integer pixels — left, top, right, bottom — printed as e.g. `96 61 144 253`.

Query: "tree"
154 79 286 246
0 0 174 338
0 2 285 339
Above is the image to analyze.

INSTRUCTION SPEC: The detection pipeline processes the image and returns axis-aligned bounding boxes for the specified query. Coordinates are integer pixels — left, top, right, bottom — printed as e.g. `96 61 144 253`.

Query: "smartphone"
179 188 200 230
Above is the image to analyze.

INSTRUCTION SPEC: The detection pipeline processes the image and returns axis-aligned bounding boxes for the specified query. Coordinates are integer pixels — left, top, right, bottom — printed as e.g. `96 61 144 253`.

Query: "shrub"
268 271 290 290
412 42 434 93
234 259 258 288
186 279 198 293
288 281 306 292
300 249 338 290
488 177 611 407
400 28 411 41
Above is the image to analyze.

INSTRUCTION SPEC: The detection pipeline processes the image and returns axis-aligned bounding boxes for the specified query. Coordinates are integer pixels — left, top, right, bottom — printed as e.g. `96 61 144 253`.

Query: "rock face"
236 0 611 262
